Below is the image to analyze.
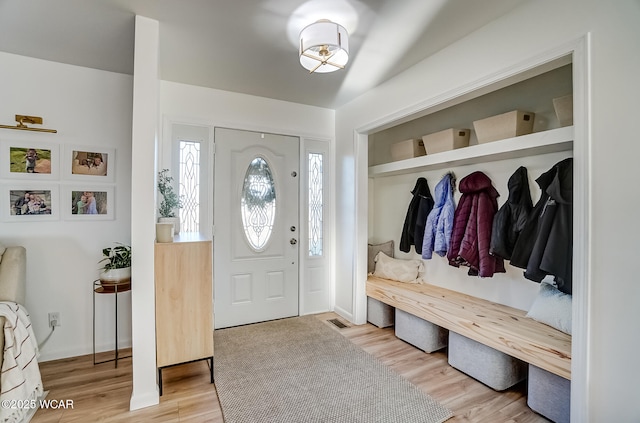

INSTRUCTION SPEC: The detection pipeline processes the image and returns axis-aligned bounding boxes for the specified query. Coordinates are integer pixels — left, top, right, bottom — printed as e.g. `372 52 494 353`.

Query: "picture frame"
1 184 59 222
64 145 115 182
0 139 60 180
62 185 115 221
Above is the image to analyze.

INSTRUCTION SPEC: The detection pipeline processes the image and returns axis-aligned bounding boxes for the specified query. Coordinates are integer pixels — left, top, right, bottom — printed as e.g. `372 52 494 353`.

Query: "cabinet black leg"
158 357 213 396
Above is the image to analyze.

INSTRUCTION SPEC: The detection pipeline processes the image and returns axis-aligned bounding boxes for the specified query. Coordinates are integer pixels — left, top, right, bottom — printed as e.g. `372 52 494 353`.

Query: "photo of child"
9 147 52 174
71 150 108 176
71 190 108 215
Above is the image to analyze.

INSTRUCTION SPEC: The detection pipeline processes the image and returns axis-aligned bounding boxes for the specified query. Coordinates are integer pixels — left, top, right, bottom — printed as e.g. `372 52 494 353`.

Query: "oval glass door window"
241 157 276 250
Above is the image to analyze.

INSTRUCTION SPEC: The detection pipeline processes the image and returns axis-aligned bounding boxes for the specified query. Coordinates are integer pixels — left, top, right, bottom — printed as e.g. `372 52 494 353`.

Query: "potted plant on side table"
157 169 183 235
98 243 132 292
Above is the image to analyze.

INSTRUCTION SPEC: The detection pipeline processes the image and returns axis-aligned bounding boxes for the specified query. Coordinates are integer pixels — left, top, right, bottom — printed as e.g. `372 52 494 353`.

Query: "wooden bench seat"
366 275 571 380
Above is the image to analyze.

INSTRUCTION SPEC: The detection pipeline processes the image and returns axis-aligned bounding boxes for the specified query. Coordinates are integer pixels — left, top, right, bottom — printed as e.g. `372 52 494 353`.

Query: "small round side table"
93 278 132 367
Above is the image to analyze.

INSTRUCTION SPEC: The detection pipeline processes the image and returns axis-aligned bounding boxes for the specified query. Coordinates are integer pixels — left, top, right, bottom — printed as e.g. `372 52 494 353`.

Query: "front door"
214 127 299 328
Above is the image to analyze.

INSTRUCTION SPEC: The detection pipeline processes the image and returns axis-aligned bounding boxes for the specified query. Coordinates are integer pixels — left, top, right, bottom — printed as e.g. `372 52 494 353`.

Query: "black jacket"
510 158 573 294
400 177 433 253
490 166 533 260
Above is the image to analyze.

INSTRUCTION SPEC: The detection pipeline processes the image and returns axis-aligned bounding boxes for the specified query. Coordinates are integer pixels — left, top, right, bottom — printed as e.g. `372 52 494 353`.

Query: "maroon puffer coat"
447 171 505 277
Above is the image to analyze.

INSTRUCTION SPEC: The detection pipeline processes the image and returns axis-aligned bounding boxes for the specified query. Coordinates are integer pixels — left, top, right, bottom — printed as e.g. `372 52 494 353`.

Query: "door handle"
290 238 298 245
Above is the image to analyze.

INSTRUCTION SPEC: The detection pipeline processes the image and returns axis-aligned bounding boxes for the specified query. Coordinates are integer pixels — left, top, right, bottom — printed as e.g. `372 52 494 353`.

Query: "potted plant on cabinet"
157 169 183 235
98 243 132 290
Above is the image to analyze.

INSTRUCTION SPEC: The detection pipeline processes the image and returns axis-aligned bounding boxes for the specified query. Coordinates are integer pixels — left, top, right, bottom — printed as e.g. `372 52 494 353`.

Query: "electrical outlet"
48 312 60 327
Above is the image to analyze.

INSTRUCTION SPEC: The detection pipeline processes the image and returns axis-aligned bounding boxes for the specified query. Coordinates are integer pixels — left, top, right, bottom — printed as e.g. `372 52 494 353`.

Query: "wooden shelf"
369 126 573 178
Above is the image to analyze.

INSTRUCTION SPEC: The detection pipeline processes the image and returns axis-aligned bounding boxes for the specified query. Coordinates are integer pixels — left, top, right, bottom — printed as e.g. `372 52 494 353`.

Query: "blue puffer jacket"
422 172 455 259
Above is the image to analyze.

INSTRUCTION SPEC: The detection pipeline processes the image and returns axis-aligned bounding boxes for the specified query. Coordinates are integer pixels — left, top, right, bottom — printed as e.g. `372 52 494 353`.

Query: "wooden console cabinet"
154 233 213 395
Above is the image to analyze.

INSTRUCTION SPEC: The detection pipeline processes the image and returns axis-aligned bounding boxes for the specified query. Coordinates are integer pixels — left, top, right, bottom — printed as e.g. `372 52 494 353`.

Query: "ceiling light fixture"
299 19 349 74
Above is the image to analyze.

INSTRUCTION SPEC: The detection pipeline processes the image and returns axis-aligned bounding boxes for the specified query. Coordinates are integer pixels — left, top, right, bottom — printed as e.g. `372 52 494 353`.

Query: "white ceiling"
0 0 528 109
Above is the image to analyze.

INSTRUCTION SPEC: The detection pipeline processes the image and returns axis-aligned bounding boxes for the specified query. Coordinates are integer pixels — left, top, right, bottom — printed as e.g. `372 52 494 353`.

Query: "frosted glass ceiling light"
299 19 349 73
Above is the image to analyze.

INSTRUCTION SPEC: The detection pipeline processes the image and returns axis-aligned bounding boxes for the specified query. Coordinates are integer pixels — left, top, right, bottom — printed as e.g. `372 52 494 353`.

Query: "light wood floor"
32 312 549 422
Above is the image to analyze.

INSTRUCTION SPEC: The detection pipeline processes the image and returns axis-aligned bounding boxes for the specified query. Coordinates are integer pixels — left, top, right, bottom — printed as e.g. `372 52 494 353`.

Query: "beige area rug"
214 315 452 423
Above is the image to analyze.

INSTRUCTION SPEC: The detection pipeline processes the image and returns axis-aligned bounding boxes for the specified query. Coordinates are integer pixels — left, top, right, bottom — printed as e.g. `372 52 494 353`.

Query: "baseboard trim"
39 339 132 362
333 305 354 323
129 389 159 411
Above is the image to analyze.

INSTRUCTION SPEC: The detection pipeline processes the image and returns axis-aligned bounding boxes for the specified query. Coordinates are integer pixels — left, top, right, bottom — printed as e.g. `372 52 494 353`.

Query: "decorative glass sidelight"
241 157 276 250
308 153 323 256
179 140 201 233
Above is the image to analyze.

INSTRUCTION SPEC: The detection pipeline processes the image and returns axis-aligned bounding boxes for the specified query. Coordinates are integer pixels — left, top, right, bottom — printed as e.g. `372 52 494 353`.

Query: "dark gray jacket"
510 158 573 294
490 166 533 260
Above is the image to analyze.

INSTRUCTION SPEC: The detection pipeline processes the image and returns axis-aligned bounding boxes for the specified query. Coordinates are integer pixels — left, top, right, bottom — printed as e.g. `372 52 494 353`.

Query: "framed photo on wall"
0 140 60 180
1 184 59 222
64 145 115 182
62 185 114 220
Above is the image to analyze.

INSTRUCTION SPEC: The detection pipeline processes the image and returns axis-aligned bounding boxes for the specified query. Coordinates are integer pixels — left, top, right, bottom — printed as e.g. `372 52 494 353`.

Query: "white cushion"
0 242 6 265
373 251 423 283
526 282 572 335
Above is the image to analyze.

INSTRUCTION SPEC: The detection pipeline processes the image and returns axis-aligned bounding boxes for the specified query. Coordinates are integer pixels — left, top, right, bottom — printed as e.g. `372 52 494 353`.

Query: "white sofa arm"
0 246 27 305
0 246 28 374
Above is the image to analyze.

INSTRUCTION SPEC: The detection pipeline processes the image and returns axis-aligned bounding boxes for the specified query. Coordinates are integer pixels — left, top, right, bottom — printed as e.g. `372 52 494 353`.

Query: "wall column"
129 15 160 410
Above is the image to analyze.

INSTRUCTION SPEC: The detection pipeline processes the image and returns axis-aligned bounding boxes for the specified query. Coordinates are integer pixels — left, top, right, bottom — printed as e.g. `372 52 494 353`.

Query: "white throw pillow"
526 282 572 335
373 251 423 283
0 242 6 265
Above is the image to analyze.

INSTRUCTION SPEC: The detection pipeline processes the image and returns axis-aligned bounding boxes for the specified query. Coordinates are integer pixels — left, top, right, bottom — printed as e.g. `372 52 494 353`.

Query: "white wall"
0 52 133 361
335 0 640 421
160 80 335 139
